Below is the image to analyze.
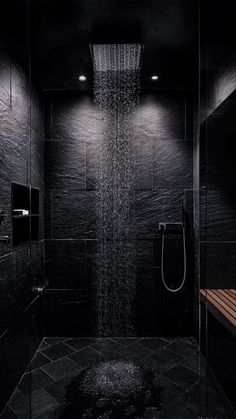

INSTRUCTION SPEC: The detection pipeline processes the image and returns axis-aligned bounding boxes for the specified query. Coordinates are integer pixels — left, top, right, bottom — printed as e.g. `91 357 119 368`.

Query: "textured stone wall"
200 92 236 288
44 89 194 337
0 1 45 411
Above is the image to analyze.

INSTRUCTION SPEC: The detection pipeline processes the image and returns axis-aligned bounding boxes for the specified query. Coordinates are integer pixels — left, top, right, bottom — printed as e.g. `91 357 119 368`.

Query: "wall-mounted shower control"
0 236 9 243
158 222 184 233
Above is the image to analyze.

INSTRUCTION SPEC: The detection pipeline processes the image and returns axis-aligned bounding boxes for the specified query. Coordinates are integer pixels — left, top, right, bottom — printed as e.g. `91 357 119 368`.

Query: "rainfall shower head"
90 44 143 72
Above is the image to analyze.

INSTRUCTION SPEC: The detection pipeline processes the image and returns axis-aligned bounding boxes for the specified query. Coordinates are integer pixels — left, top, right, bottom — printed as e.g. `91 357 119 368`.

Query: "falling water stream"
91 44 142 336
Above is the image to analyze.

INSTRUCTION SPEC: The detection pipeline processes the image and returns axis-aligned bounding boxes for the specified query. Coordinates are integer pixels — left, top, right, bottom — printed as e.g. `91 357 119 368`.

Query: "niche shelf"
12 183 40 246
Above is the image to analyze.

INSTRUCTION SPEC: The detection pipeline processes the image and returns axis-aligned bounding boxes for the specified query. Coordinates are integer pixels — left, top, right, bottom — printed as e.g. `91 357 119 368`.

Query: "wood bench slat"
202 294 236 327
200 289 236 329
217 290 236 309
228 290 236 298
205 290 235 319
210 291 236 319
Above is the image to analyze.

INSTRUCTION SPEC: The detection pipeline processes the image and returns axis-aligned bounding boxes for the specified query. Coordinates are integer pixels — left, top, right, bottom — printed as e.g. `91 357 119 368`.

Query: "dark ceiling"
31 0 198 91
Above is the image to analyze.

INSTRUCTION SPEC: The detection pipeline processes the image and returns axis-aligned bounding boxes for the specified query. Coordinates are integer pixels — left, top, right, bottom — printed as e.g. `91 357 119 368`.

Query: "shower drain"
61 360 162 418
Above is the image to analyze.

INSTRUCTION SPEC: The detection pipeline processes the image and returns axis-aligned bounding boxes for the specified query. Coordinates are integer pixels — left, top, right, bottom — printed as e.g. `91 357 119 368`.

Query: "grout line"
40 352 77 381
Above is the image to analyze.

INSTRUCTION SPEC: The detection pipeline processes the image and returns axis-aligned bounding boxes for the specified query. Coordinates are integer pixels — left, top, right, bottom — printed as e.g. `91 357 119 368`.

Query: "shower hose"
161 226 186 293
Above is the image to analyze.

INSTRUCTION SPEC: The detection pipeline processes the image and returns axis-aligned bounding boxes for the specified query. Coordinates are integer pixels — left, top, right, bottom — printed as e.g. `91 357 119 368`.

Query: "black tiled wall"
200 92 236 288
199 3 236 406
44 90 194 337
0 0 45 411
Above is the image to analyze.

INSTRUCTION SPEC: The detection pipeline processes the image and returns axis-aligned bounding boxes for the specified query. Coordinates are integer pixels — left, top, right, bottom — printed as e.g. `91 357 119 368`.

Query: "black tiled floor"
120 342 153 360
166 339 197 357
180 337 198 347
44 374 76 404
41 342 74 361
9 389 60 419
108 337 141 346
203 389 236 419
163 364 199 390
38 341 50 351
44 338 67 346
89 342 123 359
2 337 235 419
63 337 95 351
89 338 126 356
146 347 184 372
179 351 200 373
0 407 17 419
68 346 105 366
18 369 54 395
158 399 200 419
28 352 51 371
139 337 169 351
41 357 79 381
158 376 184 408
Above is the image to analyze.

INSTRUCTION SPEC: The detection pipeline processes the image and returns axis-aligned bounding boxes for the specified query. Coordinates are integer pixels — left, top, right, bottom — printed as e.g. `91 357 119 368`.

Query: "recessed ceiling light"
151 75 159 80
79 75 86 81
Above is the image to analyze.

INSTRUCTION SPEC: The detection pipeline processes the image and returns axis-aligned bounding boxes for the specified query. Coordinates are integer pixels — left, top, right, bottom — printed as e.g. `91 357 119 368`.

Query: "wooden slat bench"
200 289 236 335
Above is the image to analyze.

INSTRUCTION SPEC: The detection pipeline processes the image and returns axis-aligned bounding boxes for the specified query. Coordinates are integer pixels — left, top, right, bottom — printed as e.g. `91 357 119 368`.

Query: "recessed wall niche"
12 183 40 245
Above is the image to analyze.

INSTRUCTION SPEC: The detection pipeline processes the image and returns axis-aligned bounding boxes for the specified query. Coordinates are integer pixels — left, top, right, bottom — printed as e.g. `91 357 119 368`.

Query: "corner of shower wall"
198 0 236 412
0 0 45 412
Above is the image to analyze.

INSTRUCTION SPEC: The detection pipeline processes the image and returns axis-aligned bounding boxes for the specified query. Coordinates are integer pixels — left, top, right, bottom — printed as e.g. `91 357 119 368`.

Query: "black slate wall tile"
136 240 154 269
135 240 157 335
45 240 86 289
153 140 193 189
39 189 45 241
85 140 100 190
85 239 97 320
31 86 44 137
0 254 14 334
0 327 30 413
133 92 186 140
205 139 236 188
0 178 11 258
51 190 95 239
51 92 103 142
44 91 53 140
0 52 11 108
134 138 153 190
200 188 236 242
44 89 194 336
13 245 31 312
200 92 236 308
11 63 30 125
202 93 236 188
31 129 45 188
86 136 154 191
42 290 94 337
44 190 52 240
0 11 45 412
45 139 85 189
0 105 29 184
135 190 185 238
31 241 45 296
185 93 194 140
200 242 236 288
0 295 44 413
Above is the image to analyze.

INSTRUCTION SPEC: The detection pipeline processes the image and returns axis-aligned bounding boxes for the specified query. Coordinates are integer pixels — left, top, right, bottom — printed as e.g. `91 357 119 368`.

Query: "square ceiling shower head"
90 44 143 72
